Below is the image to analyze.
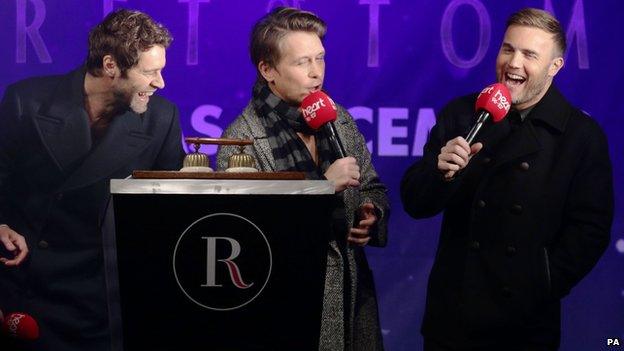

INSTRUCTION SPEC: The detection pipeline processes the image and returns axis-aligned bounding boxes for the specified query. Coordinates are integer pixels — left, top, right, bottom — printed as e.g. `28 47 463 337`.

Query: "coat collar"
523 83 570 134
60 108 152 191
36 66 91 172
35 66 153 191
475 83 570 170
488 116 542 169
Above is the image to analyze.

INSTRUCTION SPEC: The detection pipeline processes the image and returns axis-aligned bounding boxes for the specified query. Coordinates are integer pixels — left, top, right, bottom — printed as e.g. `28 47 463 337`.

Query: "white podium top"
110 179 335 195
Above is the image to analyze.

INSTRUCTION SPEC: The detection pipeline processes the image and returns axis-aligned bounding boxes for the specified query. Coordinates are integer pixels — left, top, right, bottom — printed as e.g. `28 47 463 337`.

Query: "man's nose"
152 71 165 89
309 62 321 78
508 52 522 69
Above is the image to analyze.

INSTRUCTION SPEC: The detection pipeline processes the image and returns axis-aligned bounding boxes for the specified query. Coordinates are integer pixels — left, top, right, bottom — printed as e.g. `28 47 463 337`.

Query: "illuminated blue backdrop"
1 0 622 349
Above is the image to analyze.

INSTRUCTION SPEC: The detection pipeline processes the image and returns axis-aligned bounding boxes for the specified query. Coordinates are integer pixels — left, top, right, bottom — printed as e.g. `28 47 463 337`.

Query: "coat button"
502 286 512 298
482 157 491 165
519 162 530 171
38 240 49 249
470 240 480 251
56 192 63 201
510 204 523 214
477 200 486 208
506 246 517 256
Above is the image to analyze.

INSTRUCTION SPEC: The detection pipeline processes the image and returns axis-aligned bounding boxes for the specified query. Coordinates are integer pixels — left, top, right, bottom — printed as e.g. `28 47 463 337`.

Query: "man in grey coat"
217 7 389 351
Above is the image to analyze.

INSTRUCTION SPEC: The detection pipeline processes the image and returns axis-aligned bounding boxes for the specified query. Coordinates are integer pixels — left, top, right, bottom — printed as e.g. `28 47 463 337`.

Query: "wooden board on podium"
132 170 305 180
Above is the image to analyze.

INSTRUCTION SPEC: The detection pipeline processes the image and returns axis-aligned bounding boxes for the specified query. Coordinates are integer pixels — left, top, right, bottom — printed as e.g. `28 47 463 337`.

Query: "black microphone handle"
465 110 490 145
324 121 347 158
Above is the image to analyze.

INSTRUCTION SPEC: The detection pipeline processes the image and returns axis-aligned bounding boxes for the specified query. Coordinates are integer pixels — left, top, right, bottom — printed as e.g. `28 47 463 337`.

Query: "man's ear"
102 55 118 78
548 56 564 77
258 61 276 83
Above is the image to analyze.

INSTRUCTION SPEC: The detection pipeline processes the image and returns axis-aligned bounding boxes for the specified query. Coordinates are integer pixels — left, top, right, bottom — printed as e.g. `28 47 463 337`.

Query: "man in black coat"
401 8 613 351
0 9 184 350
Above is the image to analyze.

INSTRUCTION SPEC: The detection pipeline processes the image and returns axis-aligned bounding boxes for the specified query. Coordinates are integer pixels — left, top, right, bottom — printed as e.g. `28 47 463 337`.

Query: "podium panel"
104 179 335 351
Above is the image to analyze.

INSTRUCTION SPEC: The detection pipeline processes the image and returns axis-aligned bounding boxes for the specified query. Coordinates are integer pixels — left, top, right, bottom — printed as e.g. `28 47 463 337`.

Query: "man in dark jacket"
401 8 613 351
0 9 184 350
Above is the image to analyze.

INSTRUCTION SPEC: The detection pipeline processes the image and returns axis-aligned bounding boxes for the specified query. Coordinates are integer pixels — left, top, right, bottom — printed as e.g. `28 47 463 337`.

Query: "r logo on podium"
201 236 254 289
173 213 273 311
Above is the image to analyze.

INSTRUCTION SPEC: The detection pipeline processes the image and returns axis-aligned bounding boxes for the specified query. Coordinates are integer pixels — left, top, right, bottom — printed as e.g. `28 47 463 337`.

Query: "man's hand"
437 137 483 180
348 202 378 246
324 157 360 192
0 225 29 266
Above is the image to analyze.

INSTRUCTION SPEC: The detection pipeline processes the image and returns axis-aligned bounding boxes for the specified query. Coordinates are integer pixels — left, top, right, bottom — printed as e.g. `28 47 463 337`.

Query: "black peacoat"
400 84 613 349
0 67 184 350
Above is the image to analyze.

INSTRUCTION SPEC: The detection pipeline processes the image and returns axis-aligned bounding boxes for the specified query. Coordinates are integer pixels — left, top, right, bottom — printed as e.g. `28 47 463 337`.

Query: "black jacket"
400 85 613 349
0 67 184 350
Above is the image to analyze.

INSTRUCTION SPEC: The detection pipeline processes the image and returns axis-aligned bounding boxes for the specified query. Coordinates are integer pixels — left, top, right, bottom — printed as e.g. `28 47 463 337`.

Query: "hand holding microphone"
324 157 360 192
438 83 511 179
438 137 483 180
301 91 359 192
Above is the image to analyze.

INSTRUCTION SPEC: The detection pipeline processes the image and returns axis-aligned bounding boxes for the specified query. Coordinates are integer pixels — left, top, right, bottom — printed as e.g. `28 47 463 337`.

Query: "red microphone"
465 83 511 144
301 91 346 158
2 312 39 340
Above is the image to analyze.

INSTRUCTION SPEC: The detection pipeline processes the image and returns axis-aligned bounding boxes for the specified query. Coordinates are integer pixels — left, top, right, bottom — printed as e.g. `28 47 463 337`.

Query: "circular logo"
173 213 272 311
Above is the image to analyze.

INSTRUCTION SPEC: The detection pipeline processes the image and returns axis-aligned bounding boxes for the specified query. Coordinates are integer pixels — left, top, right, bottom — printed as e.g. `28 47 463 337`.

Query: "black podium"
103 179 335 351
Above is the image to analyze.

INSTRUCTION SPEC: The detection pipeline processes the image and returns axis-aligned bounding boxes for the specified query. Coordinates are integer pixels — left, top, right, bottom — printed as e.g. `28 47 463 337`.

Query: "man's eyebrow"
522 48 539 57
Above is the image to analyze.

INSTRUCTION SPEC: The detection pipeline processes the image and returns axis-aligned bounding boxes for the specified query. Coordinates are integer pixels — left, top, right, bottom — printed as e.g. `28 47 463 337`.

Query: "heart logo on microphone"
301 91 338 129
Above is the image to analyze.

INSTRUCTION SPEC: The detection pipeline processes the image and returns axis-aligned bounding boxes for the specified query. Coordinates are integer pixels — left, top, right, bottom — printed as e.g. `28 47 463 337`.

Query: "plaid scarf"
252 81 337 179
253 81 349 245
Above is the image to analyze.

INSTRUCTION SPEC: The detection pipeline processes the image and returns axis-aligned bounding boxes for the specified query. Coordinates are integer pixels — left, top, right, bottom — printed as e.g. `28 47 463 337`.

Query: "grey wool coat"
217 102 389 351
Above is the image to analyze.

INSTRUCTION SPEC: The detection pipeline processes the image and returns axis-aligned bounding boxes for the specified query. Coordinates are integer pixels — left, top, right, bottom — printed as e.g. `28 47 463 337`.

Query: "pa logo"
173 213 272 311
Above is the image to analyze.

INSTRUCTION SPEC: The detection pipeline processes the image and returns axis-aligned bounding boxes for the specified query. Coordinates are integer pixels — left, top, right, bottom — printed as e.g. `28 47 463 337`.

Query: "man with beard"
401 8 613 351
0 9 183 350
217 7 389 350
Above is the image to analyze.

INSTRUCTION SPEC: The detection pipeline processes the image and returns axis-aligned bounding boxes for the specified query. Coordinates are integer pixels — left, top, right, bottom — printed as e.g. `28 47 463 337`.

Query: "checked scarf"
252 80 337 178
252 81 349 245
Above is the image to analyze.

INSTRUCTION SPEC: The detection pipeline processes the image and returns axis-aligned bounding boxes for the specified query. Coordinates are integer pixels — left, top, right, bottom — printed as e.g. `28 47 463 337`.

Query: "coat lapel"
35 67 154 191
61 108 153 191
488 85 569 170
244 105 277 171
489 119 541 170
35 67 91 173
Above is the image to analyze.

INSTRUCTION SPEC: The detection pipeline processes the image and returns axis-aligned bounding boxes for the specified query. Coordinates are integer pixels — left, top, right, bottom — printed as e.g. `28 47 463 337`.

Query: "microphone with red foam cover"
301 90 346 158
1 312 39 340
465 83 512 144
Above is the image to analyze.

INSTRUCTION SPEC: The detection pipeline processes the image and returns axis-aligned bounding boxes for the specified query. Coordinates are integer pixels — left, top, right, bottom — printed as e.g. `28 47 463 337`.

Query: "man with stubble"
0 9 184 350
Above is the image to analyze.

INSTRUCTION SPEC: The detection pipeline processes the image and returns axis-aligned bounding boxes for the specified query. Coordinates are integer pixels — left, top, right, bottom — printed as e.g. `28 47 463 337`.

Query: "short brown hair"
86 9 172 76
507 8 566 56
250 7 326 74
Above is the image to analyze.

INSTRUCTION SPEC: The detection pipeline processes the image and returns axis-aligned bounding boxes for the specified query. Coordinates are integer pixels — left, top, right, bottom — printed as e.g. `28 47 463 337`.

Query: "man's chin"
130 102 148 114
509 88 526 105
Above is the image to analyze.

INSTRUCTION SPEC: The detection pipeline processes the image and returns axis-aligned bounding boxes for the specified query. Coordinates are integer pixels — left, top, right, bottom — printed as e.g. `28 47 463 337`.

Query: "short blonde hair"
507 8 566 56
250 7 326 75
